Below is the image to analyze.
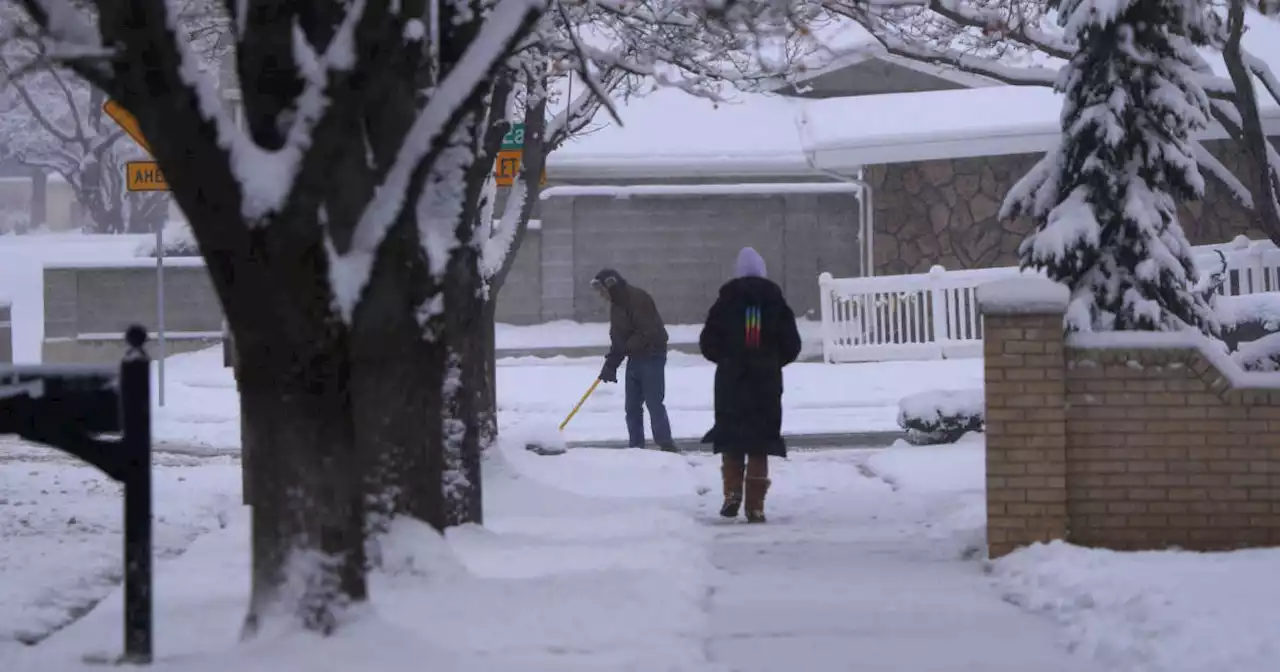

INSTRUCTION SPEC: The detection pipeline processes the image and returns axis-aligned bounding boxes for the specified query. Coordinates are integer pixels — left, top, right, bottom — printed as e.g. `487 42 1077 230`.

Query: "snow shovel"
523 378 601 455
559 378 602 431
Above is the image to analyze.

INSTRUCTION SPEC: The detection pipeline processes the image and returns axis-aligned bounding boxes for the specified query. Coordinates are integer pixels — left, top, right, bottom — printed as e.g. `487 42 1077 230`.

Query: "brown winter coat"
603 278 669 369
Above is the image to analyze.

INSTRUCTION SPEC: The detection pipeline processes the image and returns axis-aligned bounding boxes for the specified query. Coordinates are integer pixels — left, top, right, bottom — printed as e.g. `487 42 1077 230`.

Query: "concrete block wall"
43 264 224 364
540 191 861 325
493 228 543 325
982 292 1280 558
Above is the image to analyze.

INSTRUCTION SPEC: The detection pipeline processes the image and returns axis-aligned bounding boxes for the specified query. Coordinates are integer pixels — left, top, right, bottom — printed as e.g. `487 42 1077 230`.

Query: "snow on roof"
550 87 813 177
801 80 1280 168
800 85 1064 165
551 13 1280 174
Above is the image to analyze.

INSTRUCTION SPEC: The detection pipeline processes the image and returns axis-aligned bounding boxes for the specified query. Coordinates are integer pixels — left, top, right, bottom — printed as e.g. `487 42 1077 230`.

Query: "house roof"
799 85 1280 169
552 10 1280 176
549 87 814 178
785 44 1001 91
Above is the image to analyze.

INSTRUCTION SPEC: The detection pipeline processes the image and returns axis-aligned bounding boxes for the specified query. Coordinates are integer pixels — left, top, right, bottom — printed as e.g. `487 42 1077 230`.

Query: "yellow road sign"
103 100 152 154
126 161 169 191
493 149 547 188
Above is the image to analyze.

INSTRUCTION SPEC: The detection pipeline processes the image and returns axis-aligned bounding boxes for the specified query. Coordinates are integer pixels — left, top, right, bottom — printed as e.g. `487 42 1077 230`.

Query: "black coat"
698 276 803 457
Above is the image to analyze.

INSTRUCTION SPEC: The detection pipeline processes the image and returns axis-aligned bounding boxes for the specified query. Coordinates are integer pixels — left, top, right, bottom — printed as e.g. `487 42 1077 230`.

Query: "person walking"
698 247 802 523
592 268 679 453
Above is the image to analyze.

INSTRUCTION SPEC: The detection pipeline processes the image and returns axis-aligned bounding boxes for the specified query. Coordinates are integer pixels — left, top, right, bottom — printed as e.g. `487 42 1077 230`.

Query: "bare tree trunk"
237 324 366 636
351 209 448 538
126 193 168 234
1223 0 1280 244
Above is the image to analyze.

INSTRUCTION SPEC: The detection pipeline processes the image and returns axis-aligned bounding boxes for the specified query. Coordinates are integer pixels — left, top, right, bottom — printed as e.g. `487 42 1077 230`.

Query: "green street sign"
500 123 525 151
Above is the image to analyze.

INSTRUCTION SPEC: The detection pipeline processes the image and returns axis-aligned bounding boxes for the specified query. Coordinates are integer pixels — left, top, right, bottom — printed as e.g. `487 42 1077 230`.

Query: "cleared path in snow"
693 450 1093 672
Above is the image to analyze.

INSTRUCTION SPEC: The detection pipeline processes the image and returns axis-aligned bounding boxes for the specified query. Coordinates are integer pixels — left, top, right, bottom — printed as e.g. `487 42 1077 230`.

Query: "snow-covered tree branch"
10 0 554 635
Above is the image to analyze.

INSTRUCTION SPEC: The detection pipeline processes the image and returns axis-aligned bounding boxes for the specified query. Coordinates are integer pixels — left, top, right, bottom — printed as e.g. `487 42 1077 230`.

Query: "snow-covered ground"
143 346 984 451
0 442 238 657
4 236 1277 671
4 435 1276 671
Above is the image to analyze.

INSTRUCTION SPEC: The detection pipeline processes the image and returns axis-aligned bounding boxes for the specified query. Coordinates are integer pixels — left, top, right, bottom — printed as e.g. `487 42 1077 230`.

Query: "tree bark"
236 322 366 635
1223 0 1280 244
442 113 492 527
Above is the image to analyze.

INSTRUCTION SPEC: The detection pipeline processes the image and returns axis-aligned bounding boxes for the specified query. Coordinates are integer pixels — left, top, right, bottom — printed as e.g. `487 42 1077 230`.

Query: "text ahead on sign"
103 100 152 155
126 162 169 192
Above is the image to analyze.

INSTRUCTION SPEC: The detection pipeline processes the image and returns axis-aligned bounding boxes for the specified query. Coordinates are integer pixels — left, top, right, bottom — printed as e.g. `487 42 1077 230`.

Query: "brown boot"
720 455 745 518
744 476 770 523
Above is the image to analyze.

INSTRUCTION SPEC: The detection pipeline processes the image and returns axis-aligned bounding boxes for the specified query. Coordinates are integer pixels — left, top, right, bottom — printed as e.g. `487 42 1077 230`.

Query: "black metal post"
0 326 155 665
119 326 152 664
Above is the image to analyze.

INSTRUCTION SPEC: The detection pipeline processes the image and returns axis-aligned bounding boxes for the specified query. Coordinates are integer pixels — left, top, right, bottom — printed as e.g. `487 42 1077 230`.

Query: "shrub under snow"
897 389 985 446
1233 332 1280 372
134 220 200 257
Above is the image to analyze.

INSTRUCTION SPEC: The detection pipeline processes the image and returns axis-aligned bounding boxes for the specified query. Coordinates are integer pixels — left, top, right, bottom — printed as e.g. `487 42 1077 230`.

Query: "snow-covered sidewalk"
698 444 1089 672
6 436 1278 671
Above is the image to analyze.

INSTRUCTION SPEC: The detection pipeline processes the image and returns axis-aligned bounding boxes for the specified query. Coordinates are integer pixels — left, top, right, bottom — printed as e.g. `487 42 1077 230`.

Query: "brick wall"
982 285 1280 558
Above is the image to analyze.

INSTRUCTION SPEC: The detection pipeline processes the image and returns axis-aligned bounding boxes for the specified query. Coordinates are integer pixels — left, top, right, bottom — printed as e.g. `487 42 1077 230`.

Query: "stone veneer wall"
982 283 1280 558
868 138 1275 275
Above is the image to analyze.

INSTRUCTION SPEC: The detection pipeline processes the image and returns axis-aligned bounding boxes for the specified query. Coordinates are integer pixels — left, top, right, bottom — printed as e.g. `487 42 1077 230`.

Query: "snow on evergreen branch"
1005 0 1221 335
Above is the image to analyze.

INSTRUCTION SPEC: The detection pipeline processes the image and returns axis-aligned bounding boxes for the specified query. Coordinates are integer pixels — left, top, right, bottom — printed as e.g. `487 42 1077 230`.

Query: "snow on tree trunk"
440 111 495 528
1000 0 1222 336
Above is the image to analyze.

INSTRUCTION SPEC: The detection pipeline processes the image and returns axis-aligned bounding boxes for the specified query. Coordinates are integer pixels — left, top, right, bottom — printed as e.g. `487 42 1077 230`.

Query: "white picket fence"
819 236 1280 363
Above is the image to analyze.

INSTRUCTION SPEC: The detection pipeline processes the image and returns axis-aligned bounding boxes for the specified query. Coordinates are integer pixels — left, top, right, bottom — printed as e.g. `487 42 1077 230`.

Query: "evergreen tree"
1000 0 1224 335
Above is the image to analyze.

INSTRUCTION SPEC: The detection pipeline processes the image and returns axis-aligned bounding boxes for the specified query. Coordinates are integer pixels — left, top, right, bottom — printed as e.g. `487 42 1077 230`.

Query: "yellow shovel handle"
559 378 602 431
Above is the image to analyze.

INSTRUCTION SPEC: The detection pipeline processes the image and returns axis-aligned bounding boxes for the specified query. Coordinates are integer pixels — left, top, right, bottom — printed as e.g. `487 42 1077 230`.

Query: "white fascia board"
546 156 816 180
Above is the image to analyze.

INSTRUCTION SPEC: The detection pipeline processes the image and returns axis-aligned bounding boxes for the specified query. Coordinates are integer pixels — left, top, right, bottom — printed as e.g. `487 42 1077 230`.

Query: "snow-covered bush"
1216 293 1280 353
897 389 985 445
0 208 30 235
1233 332 1280 372
134 220 200 257
1217 293 1280 332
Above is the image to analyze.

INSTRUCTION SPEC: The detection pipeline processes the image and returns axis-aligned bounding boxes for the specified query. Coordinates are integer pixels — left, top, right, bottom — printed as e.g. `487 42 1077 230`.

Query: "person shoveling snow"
590 268 679 454
522 267 678 456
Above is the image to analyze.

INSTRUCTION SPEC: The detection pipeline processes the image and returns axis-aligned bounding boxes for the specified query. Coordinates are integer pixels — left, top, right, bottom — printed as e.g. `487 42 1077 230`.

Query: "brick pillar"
978 279 1069 558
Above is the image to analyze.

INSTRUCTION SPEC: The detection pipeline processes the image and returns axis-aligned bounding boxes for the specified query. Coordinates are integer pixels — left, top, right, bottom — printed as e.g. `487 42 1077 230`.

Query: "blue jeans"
625 353 673 447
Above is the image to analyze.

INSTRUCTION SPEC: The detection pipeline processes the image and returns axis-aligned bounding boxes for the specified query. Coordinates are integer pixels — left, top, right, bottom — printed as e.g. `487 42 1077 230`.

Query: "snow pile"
991 541 1280 672
897 388 984 445
1232 332 1280 372
976 277 1070 314
866 437 988 554
508 422 568 456
1216 293 1280 330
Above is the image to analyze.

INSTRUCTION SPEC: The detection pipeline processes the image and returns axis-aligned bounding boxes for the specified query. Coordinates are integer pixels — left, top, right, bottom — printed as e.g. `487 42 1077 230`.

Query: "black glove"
599 362 618 383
